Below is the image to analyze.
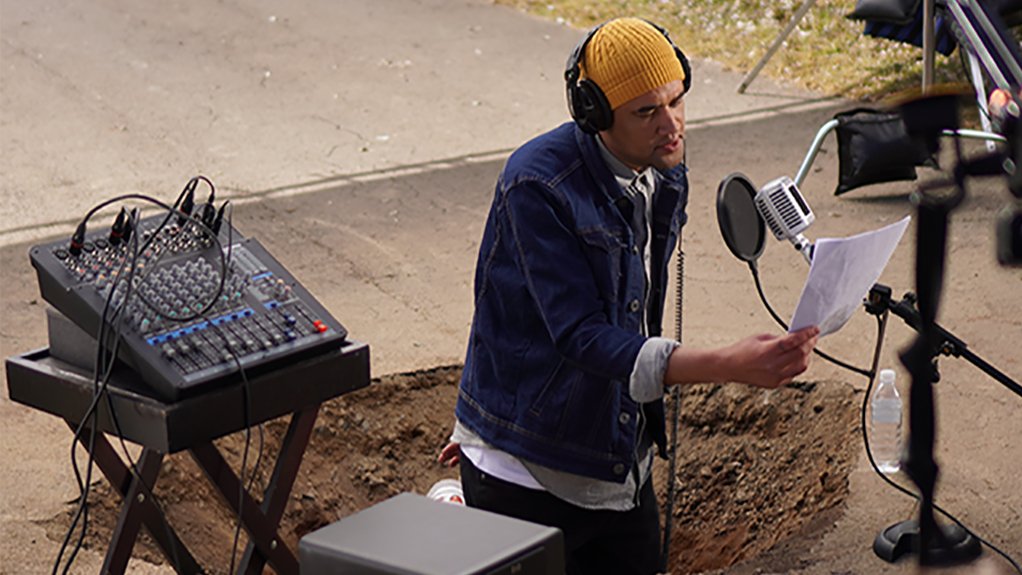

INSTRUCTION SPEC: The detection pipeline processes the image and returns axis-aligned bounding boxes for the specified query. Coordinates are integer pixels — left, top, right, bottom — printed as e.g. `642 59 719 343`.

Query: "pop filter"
716 172 766 263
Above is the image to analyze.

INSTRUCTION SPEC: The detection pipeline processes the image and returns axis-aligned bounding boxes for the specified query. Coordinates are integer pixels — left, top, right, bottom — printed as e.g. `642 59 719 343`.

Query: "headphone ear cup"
576 79 613 134
567 81 586 130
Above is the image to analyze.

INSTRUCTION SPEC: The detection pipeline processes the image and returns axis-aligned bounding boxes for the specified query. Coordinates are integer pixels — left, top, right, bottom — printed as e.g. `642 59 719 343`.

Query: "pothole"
42 366 859 574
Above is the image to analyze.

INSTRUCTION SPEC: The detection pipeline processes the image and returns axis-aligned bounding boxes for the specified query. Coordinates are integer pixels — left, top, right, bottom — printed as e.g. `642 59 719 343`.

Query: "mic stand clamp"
792 233 814 264
865 284 1022 398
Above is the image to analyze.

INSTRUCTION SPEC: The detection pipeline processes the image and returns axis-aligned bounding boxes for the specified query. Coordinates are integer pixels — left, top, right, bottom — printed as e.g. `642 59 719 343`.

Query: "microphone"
754 176 816 263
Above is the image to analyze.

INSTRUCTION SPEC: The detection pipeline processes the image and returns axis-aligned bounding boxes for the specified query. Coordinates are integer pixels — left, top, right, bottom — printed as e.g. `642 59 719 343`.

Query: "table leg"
190 407 319 575
240 406 320 575
101 448 163 574
69 422 202 574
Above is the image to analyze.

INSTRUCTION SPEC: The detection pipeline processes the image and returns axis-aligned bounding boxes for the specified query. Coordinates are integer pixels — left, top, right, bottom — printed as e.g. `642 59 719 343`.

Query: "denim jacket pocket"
577 226 626 306
527 358 586 439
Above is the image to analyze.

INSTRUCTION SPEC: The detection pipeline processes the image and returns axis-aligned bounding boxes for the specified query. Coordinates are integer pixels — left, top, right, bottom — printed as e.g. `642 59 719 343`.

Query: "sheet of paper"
789 216 911 336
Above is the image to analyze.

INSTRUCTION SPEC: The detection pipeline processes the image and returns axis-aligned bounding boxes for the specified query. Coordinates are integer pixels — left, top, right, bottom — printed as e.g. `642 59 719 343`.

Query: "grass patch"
498 0 973 101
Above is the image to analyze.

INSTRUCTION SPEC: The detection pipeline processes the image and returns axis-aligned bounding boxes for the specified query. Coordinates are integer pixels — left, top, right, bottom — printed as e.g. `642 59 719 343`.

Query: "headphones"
564 20 692 134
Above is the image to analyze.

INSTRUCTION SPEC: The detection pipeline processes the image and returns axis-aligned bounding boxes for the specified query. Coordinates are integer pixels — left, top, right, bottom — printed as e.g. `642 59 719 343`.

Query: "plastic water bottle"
870 369 903 474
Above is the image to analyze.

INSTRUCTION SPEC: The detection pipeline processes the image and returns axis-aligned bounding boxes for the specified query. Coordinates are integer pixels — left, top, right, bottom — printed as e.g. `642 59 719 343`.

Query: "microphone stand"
865 285 1022 399
862 180 1020 564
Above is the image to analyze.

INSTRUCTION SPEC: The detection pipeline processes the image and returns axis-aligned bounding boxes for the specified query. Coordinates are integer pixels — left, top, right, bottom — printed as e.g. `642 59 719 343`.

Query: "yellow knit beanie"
582 18 686 110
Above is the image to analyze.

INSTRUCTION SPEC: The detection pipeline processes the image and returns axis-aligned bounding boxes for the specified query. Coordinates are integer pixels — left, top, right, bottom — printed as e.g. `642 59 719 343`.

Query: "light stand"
903 174 976 565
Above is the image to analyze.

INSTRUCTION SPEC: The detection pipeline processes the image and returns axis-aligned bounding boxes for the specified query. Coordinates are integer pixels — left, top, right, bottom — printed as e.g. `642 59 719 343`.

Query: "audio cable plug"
123 208 139 243
69 221 87 257
212 201 230 235
198 200 217 230
198 183 218 230
109 207 128 246
178 184 196 226
198 177 217 229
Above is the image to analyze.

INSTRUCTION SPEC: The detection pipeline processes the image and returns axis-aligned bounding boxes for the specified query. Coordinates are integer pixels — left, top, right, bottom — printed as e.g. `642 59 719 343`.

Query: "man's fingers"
775 339 813 365
777 329 818 359
773 335 816 380
786 326 820 347
438 442 461 466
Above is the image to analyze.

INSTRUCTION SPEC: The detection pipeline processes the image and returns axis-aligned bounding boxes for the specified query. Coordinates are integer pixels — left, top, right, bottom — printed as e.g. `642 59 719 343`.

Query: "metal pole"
923 0 935 92
794 119 839 187
738 0 816 93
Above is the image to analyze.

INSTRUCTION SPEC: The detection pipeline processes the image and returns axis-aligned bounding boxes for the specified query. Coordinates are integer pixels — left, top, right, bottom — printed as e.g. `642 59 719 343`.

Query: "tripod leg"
737 0 816 93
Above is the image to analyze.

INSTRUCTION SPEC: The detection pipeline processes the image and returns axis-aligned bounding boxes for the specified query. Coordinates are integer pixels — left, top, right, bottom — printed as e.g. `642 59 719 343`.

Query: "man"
439 17 819 574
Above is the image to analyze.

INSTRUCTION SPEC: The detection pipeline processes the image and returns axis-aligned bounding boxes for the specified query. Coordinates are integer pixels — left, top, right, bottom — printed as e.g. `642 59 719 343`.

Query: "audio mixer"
30 211 349 402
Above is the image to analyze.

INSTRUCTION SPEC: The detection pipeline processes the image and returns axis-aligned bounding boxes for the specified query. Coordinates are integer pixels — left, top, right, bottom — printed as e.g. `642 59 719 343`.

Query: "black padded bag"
834 107 936 196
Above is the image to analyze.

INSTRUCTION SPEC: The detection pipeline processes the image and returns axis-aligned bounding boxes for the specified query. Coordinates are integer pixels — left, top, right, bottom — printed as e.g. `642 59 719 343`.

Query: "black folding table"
5 341 370 575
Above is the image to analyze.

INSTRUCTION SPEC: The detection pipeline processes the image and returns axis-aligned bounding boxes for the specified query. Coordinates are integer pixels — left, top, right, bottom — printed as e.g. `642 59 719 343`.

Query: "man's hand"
664 325 820 388
438 442 461 468
725 326 820 389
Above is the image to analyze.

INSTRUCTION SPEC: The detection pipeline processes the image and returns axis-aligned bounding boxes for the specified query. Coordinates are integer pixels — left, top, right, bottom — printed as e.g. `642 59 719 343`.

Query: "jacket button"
613 463 626 475
629 299 641 313
619 412 631 425
631 245 639 255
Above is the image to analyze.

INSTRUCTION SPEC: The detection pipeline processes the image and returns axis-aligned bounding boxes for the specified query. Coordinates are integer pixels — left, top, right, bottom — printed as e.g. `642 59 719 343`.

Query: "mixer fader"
31 212 348 401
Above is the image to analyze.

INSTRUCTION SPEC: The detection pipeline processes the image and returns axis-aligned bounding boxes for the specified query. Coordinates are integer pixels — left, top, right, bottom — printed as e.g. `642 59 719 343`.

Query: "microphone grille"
756 176 814 241
754 194 785 239
770 186 805 232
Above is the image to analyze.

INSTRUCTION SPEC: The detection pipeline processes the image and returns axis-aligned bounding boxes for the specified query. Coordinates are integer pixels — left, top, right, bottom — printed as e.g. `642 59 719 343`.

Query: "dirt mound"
42 366 859 574
663 381 860 573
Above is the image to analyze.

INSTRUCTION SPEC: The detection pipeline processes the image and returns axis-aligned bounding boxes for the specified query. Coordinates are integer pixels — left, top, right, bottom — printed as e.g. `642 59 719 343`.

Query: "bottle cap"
879 368 896 385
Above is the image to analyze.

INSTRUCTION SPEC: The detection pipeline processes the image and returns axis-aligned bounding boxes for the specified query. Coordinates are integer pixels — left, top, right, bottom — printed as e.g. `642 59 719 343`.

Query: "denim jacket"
456 122 689 483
